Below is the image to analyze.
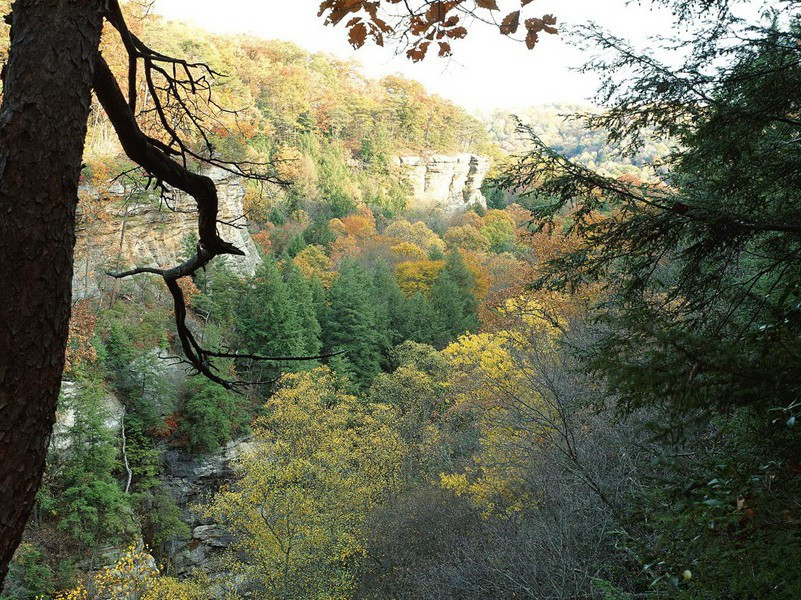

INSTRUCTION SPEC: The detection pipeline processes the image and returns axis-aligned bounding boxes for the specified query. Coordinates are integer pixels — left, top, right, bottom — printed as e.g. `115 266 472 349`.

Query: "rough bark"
0 0 104 587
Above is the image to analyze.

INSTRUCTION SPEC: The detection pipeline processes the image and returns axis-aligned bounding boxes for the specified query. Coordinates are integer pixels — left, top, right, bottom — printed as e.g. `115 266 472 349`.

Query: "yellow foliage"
203 367 404 599
385 219 446 254
444 225 490 252
328 218 347 237
394 260 445 296
483 209 516 229
53 545 175 600
390 241 428 262
293 244 336 287
142 577 207 599
439 300 566 516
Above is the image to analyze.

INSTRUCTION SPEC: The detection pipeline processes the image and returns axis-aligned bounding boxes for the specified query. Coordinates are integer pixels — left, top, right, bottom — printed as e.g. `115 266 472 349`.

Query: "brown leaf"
407 41 431 62
542 13 558 34
500 11 520 35
348 22 368 48
521 0 534 5
476 0 499 9
372 16 393 34
438 41 452 57
426 1 459 24
446 26 468 39
525 28 538 49
525 15 558 36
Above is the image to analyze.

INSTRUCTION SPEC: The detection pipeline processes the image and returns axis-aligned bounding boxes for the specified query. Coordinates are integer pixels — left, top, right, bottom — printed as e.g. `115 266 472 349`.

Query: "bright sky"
152 0 678 111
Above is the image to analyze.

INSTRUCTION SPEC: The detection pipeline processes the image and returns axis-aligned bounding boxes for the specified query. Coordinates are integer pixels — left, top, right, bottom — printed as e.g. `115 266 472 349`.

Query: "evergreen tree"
283 260 323 360
371 260 408 347
235 258 309 381
428 250 479 347
322 261 388 389
45 381 132 548
500 14 801 421
178 375 248 454
396 291 438 345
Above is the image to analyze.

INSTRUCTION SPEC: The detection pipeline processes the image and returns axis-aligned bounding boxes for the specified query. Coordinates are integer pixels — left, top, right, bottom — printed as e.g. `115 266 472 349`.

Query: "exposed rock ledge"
162 438 255 577
72 166 261 300
394 153 489 213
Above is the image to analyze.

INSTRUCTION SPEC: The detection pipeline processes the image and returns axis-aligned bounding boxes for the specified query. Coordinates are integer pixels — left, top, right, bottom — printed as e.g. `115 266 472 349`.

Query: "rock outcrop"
395 153 489 212
73 166 261 299
162 438 255 576
52 380 125 452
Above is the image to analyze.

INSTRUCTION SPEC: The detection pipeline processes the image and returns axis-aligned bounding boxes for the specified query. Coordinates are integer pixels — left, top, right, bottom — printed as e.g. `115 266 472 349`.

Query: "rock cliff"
394 153 489 212
72 167 261 299
162 438 255 577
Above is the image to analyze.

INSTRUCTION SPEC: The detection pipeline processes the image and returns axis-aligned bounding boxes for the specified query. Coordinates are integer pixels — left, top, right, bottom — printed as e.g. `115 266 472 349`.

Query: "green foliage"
178 375 249 454
47 380 133 548
618 412 801 598
480 210 517 253
428 250 479 347
191 261 244 331
282 261 323 359
0 544 54 600
322 261 392 389
235 258 321 381
500 10 801 423
142 491 191 558
494 6 801 598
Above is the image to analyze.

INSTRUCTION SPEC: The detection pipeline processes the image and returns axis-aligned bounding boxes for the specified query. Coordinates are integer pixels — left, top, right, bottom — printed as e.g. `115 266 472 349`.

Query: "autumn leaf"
500 11 520 35
476 0 499 9
425 1 459 23
438 41 452 57
523 14 558 48
348 22 368 48
526 14 558 35
521 0 534 5
407 41 431 61
446 26 468 39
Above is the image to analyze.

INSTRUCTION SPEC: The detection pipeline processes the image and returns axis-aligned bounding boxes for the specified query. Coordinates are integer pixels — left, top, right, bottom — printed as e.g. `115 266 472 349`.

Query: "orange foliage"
65 300 98 373
340 205 377 238
251 229 273 255
330 234 360 262
449 211 484 229
462 252 490 299
178 277 201 305
504 203 534 227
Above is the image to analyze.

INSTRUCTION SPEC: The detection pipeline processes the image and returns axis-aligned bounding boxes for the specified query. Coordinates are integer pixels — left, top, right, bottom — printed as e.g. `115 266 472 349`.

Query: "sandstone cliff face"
73 167 261 299
394 153 489 212
162 438 254 579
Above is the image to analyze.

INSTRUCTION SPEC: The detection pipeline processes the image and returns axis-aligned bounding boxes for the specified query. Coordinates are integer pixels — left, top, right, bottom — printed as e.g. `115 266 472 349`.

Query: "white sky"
151 0 678 111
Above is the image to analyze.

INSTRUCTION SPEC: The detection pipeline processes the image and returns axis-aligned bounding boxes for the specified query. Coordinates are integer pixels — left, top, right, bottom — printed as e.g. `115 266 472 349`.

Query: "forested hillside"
484 105 669 178
2 0 800 599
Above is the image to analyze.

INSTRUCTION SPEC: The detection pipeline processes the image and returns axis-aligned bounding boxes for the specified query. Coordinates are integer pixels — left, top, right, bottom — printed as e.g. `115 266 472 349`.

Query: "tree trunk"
0 0 104 587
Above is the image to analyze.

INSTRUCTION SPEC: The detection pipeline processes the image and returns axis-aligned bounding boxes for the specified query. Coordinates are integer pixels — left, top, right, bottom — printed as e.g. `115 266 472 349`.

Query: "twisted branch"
96 3 320 388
